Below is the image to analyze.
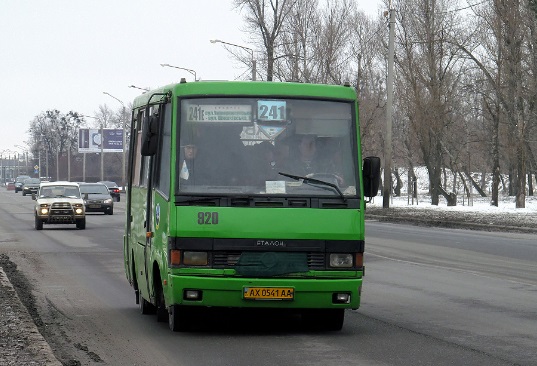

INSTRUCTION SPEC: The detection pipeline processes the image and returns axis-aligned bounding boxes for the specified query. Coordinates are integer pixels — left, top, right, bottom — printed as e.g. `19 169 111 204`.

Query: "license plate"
89 204 100 208
53 216 71 220
243 287 294 300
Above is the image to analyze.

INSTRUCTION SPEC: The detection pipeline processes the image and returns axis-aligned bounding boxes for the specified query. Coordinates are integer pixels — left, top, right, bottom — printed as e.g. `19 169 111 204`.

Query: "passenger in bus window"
318 137 346 186
179 144 199 182
288 134 320 176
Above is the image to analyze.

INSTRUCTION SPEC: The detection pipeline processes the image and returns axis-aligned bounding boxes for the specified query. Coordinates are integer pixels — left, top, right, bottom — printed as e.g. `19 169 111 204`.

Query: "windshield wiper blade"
176 196 221 205
278 172 346 201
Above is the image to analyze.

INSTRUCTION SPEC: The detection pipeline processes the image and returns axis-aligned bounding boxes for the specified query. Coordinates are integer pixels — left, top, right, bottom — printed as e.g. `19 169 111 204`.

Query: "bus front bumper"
166 274 362 309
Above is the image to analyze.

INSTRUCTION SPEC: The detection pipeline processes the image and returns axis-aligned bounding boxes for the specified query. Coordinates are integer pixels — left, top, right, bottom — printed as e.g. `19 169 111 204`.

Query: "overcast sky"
0 0 381 154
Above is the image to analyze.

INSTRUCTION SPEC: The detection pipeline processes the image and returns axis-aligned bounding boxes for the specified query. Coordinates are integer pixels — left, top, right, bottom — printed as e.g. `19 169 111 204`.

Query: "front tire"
34 216 43 230
168 305 192 332
76 218 86 230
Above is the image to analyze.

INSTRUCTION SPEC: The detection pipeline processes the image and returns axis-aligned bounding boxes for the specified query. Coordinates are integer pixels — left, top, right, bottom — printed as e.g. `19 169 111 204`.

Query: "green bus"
124 80 380 332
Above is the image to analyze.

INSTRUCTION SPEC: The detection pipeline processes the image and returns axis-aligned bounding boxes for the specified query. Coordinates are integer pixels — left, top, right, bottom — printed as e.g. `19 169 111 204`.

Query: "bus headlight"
329 253 353 268
183 251 208 266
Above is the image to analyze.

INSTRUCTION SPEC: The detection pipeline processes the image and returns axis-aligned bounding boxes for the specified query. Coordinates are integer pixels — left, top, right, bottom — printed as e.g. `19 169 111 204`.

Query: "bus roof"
132 81 357 109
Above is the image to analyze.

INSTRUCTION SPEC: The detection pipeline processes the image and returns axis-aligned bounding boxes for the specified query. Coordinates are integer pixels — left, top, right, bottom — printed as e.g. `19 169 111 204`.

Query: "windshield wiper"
176 196 221 205
278 172 346 201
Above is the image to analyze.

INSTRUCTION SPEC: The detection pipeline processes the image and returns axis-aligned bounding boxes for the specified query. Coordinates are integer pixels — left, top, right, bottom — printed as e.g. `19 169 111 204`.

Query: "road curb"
0 267 62 366
365 214 537 234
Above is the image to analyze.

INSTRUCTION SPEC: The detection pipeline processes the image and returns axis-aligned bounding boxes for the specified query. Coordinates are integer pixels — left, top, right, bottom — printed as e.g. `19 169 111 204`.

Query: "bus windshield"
177 97 358 197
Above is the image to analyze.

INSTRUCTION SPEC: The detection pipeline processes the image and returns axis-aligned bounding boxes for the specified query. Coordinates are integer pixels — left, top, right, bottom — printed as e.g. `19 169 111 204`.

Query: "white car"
33 181 86 230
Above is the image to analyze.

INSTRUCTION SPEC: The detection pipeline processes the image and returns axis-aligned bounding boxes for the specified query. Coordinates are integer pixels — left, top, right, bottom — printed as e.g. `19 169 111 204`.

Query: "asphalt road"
0 189 535 366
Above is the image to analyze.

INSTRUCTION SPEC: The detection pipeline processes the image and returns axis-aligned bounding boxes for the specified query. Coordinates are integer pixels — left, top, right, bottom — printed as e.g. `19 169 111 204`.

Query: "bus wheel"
168 305 191 332
156 289 168 323
139 294 155 315
302 309 345 331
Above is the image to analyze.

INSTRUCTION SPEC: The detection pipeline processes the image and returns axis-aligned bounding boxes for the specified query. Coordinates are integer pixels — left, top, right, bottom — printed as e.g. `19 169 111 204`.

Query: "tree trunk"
463 171 487 197
437 183 457 206
393 168 403 196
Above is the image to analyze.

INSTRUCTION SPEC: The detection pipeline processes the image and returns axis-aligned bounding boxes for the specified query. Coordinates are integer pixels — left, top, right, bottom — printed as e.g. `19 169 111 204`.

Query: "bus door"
138 104 166 303
130 108 154 302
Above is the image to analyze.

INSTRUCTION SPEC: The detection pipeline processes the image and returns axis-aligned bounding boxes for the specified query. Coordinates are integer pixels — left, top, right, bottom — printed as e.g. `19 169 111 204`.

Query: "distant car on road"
14 175 31 193
33 181 86 230
22 178 41 196
79 182 114 215
98 181 121 202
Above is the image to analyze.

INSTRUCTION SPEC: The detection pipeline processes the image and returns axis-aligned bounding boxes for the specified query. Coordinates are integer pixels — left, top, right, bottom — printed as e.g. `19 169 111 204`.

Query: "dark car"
14 175 31 193
22 178 41 196
98 181 121 202
79 183 114 215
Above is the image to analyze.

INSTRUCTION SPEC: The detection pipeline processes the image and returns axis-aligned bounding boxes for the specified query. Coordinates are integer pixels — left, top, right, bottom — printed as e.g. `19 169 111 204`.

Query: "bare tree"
94 104 115 128
394 0 466 205
276 0 319 82
234 0 297 81
27 110 83 180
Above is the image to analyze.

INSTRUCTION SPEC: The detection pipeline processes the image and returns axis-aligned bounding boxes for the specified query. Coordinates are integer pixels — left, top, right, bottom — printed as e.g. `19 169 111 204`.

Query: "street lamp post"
128 85 149 92
39 135 49 180
14 145 28 176
68 139 71 181
103 92 127 187
0 150 7 184
160 63 197 81
4 150 14 182
100 124 104 181
210 39 256 81
383 5 395 209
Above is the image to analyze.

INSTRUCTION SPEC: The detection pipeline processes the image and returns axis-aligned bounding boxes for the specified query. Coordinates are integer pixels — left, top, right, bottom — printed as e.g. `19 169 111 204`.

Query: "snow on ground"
367 188 537 231
369 194 537 214
370 166 537 215
367 195 537 232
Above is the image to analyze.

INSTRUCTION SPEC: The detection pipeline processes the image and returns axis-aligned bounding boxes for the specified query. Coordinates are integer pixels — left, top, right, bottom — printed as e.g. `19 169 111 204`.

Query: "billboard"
78 128 124 153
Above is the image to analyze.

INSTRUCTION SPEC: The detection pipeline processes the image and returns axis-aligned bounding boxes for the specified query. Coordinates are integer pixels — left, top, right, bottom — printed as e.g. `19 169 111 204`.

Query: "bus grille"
212 252 325 270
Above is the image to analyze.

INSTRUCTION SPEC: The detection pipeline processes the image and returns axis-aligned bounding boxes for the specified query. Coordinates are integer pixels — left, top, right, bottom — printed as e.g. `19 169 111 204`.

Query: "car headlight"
75 208 84 214
104 198 113 204
329 253 353 268
38 204 49 215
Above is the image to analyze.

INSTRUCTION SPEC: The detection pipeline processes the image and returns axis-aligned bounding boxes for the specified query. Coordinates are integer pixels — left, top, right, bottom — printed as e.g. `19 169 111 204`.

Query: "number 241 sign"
257 100 286 122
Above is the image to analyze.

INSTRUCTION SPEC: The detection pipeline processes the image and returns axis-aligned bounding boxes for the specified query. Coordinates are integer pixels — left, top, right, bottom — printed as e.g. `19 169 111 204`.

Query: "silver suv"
33 182 86 230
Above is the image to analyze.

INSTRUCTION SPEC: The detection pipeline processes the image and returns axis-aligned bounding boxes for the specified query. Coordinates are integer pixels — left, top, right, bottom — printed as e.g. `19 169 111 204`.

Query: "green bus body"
124 81 380 331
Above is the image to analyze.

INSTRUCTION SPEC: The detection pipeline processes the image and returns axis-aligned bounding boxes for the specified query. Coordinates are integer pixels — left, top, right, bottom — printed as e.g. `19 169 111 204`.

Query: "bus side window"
132 110 144 187
153 103 171 197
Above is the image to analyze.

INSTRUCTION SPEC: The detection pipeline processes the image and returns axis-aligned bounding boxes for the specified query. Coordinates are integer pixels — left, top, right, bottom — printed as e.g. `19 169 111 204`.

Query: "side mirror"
84 193 89 200
32 193 36 200
141 114 160 156
362 156 381 198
